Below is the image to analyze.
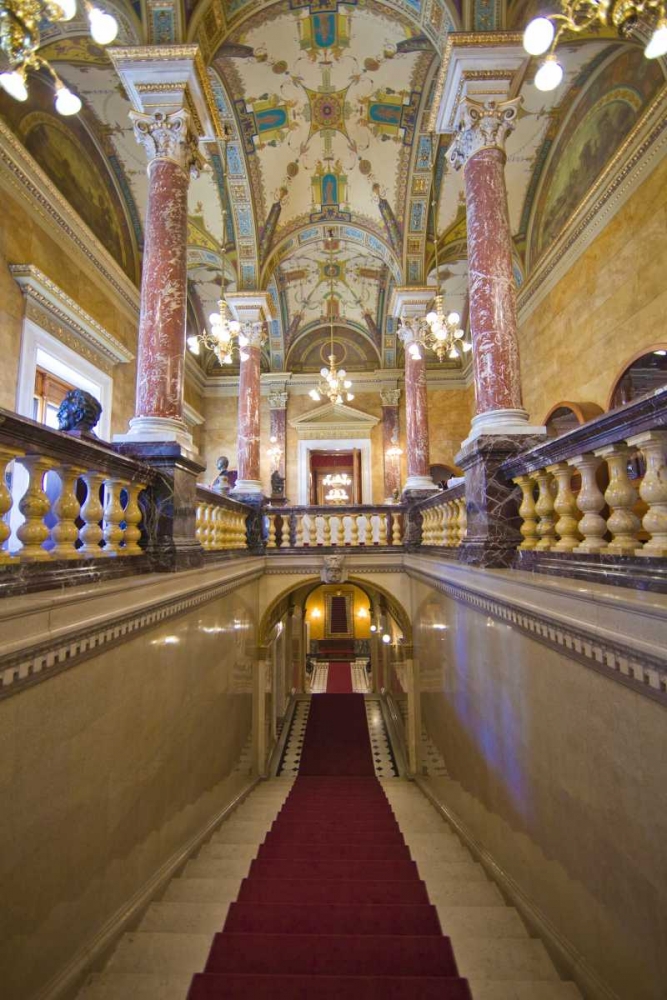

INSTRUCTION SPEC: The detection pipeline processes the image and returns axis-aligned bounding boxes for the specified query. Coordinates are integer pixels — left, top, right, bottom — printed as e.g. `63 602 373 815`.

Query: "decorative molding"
518 88 667 324
200 369 473 398
289 401 379 440
10 265 134 371
0 121 139 322
183 400 205 427
0 561 264 701
406 558 667 706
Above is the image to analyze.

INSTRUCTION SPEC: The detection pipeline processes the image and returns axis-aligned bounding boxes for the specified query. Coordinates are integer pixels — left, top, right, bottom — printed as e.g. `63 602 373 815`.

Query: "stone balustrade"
500 387 667 564
265 505 405 549
195 487 249 551
0 408 153 568
416 484 467 549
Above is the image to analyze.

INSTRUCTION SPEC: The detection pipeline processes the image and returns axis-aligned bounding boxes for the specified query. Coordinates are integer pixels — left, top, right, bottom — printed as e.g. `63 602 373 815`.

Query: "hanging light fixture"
309 229 355 404
188 126 246 366
523 0 667 91
0 0 118 112
322 472 352 487
402 136 472 364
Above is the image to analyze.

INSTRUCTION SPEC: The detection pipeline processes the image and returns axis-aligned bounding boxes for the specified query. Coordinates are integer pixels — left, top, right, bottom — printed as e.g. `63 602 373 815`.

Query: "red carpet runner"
188 694 472 999
325 660 353 694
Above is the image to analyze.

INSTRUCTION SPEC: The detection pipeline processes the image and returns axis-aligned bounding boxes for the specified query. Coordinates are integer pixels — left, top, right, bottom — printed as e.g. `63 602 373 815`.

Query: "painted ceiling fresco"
3 0 665 380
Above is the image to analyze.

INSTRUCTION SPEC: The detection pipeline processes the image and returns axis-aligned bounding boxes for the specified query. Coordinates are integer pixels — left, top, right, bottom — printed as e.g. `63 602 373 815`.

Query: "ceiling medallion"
523 1 667 91
0 0 118 113
309 229 355 405
305 82 351 140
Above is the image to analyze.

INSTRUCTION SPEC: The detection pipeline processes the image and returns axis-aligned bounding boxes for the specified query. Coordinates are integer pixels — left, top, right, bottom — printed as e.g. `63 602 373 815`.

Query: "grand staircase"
79 696 582 1000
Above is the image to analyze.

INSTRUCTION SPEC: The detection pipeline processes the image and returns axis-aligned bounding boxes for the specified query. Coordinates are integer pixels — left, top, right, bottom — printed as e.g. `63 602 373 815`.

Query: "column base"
232 479 263 496
462 408 546 448
114 416 195 455
402 474 438 495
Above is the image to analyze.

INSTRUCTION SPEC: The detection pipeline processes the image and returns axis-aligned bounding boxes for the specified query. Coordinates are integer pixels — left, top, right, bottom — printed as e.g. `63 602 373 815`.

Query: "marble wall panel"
411 575 667 1000
0 580 258 1000
519 156 667 423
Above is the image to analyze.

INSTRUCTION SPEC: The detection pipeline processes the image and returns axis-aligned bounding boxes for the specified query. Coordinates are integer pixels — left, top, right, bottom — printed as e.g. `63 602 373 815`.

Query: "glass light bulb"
309 389 320 400
320 367 328 378
534 56 563 92
209 311 221 325
454 329 464 339
523 16 554 56
346 392 354 401
343 380 352 388
370 624 377 632
53 0 77 18
0 71 28 101
55 86 82 115
238 332 248 347
88 8 119 44
435 329 447 340
229 320 241 333
223 354 233 364
462 341 472 352
339 368 346 377
447 311 460 326
645 20 667 58
425 311 437 324
219 329 231 343
382 633 391 644
448 346 459 359
186 335 200 355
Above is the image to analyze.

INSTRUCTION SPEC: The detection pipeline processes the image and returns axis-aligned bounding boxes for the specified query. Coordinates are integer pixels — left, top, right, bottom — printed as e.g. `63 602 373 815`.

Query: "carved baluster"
330 515 341 546
238 513 248 548
534 469 556 550
16 456 56 560
267 514 277 548
421 508 431 544
378 513 388 546
221 511 231 549
513 474 539 550
547 462 581 552
322 514 332 546
0 447 23 562
357 515 369 546
569 454 607 552
196 504 204 547
102 478 125 556
349 515 359 546
442 503 454 547
122 481 145 556
51 465 85 559
278 513 289 548
295 514 305 547
629 430 667 557
595 444 640 554
392 512 402 546
199 505 209 550
450 502 461 547
438 505 448 545
456 496 467 545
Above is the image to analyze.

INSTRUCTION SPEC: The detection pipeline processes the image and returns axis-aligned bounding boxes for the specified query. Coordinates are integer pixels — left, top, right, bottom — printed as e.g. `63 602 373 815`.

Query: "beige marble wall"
421 385 474 471
411 576 667 1000
519 155 667 423
0 188 140 435
0 581 258 1000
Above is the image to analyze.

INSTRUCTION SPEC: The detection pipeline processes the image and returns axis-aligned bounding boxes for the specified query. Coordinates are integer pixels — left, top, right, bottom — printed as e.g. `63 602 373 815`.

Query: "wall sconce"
310 607 322 619
356 606 369 618
370 624 377 632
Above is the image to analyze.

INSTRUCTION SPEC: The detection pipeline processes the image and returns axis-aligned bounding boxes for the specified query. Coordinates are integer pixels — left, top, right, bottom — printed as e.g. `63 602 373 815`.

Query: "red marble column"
124 111 203 447
451 97 535 439
400 328 435 494
380 388 401 501
235 327 263 493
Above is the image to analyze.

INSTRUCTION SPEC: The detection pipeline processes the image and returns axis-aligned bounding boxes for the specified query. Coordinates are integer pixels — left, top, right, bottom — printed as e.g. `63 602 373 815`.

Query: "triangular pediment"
290 401 379 439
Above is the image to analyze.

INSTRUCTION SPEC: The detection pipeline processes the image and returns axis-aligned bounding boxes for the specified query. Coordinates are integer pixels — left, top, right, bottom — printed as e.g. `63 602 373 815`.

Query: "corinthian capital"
268 390 289 410
243 323 266 350
131 109 205 177
380 388 401 407
449 96 521 170
398 321 419 346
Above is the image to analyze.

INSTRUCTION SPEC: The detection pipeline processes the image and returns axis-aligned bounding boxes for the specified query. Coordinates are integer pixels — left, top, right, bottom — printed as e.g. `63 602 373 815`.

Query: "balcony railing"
412 483 467 549
265 505 405 549
196 486 249 552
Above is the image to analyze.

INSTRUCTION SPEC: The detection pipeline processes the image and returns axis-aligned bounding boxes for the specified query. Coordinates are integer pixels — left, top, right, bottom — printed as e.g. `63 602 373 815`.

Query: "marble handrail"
413 484 467 549
195 486 250 551
500 389 667 558
265 505 405 549
0 407 153 563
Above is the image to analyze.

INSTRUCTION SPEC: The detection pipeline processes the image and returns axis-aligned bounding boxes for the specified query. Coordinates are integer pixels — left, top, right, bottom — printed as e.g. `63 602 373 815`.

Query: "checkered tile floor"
277 695 398 778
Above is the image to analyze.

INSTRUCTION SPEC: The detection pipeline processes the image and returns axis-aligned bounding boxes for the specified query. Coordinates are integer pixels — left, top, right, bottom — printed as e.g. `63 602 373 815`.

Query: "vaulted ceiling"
1 0 664 378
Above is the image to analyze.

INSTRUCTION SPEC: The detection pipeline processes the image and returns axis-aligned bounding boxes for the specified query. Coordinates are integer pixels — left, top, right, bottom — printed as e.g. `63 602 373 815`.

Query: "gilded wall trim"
0 121 140 322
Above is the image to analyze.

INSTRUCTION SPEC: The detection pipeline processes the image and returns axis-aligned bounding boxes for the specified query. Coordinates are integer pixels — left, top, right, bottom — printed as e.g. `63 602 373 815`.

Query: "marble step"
436 906 528 940
414 860 491 883
453 938 560 982
163 876 248 903
468 983 582 999
184 856 258 879
105 932 210 974
78 972 191 1000
428 882 505 907
139 901 229 934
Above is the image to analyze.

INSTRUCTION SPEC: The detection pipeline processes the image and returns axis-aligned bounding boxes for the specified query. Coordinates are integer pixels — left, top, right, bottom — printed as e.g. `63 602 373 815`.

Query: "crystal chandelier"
309 230 354 405
0 0 118 113
187 127 247 367
404 136 472 364
322 472 352 487
324 487 349 503
523 1 667 92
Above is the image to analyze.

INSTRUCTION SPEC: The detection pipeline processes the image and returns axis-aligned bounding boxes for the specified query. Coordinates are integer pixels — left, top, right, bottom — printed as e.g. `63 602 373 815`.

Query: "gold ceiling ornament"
309 229 354 405
523 0 667 91
402 135 472 365
0 0 118 112
188 125 248 367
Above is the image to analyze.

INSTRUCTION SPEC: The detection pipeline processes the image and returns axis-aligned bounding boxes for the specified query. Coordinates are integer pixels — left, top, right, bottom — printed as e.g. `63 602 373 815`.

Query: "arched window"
543 401 604 437
607 346 667 411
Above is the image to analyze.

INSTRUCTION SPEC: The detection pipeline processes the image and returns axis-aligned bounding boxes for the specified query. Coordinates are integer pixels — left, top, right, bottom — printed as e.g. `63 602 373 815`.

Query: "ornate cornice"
10 265 134 371
0 121 139 322
449 96 521 169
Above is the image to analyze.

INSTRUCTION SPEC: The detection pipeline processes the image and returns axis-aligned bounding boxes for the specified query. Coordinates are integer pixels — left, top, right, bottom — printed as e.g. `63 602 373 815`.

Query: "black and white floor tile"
365 699 399 778
277 699 310 776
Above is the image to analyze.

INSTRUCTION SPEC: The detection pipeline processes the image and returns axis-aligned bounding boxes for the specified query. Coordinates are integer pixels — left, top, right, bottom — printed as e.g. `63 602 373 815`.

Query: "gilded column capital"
243 323 266 350
268 390 289 410
130 109 204 177
398 322 419 347
449 96 522 171
380 388 401 407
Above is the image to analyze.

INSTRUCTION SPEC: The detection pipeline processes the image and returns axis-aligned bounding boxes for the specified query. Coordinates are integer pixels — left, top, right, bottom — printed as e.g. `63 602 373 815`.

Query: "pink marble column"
268 391 288 480
451 98 537 440
235 326 264 494
399 327 435 494
380 388 401 501
122 110 203 449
